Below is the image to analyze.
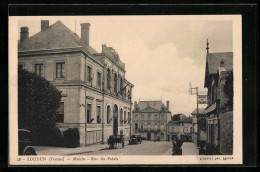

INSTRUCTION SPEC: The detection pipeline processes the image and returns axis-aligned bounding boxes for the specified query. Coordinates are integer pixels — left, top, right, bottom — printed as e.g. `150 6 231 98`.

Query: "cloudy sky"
18 16 233 116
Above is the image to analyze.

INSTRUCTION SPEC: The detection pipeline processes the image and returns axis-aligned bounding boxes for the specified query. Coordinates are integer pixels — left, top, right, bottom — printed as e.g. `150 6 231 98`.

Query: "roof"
137 100 164 111
18 21 103 64
204 52 233 87
167 121 180 126
191 108 206 115
207 52 233 74
139 106 159 113
180 117 192 123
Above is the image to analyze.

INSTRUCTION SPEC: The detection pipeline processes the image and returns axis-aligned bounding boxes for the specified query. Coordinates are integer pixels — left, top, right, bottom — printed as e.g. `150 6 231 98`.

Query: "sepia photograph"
9 15 242 165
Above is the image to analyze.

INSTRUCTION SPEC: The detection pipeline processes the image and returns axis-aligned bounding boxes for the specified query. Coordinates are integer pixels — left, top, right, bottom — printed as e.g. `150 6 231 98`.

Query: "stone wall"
219 110 233 155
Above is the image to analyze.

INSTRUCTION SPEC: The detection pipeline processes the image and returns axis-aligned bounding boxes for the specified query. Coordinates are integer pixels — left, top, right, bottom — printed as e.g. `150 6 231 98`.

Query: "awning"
205 101 216 114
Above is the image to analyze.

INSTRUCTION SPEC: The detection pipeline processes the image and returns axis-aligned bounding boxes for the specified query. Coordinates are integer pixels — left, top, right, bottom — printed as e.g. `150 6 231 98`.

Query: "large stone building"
167 117 192 141
204 47 233 154
132 100 172 141
18 20 134 146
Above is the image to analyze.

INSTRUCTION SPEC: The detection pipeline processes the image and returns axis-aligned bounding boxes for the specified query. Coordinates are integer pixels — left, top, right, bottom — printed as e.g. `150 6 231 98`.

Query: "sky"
18 16 233 116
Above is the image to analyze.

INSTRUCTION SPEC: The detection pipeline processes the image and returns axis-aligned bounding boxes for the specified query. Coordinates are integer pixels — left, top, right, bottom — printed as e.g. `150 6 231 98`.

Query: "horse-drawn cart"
107 135 125 149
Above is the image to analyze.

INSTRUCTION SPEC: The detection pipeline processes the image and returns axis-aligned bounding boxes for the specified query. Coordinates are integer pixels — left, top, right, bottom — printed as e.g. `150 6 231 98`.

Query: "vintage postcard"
9 15 242 165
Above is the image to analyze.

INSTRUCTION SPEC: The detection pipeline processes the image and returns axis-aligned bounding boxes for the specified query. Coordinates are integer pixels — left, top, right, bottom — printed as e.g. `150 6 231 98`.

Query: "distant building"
204 48 233 154
18 20 134 146
132 100 172 141
191 108 206 147
167 117 192 141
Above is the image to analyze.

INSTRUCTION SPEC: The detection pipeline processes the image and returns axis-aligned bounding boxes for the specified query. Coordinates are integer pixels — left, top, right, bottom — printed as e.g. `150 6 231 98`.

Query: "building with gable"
132 100 172 141
204 42 233 154
18 20 134 146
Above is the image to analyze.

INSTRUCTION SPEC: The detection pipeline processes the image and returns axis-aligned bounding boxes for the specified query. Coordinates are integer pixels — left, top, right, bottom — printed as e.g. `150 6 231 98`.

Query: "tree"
172 114 183 121
223 72 233 107
18 68 62 145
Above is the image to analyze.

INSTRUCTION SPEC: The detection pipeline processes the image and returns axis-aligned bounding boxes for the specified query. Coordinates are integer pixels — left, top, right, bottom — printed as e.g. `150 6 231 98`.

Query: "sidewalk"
181 142 199 155
34 143 110 155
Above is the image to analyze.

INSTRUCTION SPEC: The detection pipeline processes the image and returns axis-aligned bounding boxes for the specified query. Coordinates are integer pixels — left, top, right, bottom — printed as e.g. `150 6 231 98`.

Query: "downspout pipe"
101 64 105 144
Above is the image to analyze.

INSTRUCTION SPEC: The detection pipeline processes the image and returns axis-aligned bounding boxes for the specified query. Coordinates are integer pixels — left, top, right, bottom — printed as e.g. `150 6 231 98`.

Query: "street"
34 141 199 156
182 142 199 155
81 141 172 155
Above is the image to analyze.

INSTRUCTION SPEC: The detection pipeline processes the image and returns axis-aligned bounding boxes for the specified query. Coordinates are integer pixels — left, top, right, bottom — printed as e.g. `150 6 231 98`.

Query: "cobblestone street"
81 141 172 155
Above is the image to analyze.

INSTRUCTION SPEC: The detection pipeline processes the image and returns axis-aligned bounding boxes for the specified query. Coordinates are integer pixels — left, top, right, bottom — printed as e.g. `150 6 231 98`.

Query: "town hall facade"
18 20 134 146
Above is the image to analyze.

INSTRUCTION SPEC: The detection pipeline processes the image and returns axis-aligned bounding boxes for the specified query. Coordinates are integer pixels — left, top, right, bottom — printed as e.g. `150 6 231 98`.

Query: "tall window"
97 72 101 87
56 102 64 123
141 123 144 131
128 112 130 123
161 123 164 130
155 123 158 131
120 109 123 124
86 104 92 123
97 106 101 123
141 114 144 120
107 69 111 89
135 123 138 131
155 114 158 120
161 114 164 120
35 64 43 77
56 62 65 78
148 114 151 120
124 111 126 122
87 66 92 82
107 106 111 123
120 77 123 90
124 111 126 123
114 73 118 92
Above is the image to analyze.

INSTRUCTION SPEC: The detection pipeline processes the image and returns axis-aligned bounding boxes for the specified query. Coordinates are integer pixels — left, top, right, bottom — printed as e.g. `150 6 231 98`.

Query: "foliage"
63 128 80 148
172 114 184 121
18 68 62 145
223 72 233 107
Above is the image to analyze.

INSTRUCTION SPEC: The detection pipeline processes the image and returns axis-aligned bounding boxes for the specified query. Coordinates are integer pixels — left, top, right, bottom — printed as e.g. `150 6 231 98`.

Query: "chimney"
20 27 29 42
134 101 138 109
102 44 106 53
166 100 170 111
80 23 90 46
41 20 49 31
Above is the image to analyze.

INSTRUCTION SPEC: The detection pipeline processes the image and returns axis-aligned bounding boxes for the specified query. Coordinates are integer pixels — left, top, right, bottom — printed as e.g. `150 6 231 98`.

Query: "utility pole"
189 83 199 147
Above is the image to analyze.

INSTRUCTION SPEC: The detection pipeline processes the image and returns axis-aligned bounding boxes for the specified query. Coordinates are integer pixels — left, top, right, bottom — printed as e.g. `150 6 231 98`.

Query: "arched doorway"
147 133 151 140
113 104 119 136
